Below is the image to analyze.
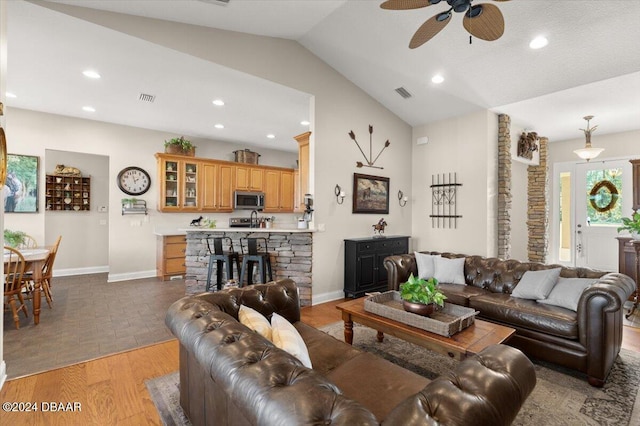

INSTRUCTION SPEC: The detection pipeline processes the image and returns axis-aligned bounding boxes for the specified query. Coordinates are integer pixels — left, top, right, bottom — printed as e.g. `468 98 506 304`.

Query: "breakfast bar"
183 227 314 306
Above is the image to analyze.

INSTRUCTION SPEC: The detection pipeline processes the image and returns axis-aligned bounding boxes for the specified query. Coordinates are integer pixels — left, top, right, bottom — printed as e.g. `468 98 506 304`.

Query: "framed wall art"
4 154 39 213
353 173 389 214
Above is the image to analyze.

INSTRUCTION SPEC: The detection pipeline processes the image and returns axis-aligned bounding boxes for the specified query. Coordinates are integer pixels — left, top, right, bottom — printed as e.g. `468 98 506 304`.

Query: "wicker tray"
364 291 478 337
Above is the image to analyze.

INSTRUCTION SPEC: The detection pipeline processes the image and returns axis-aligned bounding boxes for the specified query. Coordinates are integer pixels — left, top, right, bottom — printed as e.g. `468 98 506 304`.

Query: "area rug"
147 321 640 426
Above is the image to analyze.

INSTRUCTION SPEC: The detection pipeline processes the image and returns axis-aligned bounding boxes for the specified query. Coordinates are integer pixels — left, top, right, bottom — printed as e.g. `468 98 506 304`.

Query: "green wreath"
589 180 619 213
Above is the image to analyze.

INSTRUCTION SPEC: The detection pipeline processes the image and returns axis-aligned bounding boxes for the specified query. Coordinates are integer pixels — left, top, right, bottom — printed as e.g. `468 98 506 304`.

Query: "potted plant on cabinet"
399 273 447 317
164 136 196 156
617 211 640 240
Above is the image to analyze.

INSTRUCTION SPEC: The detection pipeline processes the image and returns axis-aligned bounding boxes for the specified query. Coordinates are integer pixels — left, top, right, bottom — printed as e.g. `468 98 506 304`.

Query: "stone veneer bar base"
184 230 313 306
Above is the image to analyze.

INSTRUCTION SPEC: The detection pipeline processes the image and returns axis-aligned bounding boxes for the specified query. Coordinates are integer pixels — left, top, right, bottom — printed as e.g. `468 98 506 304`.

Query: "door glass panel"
585 168 623 226
165 161 178 207
185 162 198 207
558 171 572 262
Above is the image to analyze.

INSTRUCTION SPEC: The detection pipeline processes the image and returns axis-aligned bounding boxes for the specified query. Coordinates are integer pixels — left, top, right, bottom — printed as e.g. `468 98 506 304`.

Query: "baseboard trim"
108 270 158 282
312 289 344 305
54 266 109 277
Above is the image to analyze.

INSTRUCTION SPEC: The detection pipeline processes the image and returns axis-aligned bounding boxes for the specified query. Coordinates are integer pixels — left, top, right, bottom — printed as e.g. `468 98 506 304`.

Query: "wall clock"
117 166 151 196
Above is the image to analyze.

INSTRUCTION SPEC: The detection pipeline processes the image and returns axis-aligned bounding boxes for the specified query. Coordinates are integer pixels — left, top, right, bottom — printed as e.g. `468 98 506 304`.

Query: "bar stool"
205 237 241 291
239 237 273 286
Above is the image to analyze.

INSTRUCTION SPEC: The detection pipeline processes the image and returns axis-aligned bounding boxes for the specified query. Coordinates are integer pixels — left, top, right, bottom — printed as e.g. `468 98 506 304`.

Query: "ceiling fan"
380 0 511 48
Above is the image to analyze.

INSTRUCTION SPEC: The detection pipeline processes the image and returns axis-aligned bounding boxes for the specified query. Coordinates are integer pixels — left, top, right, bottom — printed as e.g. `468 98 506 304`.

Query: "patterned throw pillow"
271 313 312 368
238 305 272 341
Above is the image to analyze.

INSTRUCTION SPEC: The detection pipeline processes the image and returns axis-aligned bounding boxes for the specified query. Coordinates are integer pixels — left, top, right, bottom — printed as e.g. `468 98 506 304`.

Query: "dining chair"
17 234 38 249
23 235 62 308
4 246 28 329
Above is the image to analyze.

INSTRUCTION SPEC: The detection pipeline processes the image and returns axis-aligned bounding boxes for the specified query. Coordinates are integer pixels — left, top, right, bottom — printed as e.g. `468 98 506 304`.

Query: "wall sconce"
335 184 345 204
398 190 408 207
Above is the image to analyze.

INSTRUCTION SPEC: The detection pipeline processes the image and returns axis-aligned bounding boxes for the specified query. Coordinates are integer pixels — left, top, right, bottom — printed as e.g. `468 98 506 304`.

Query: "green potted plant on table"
164 136 196 156
400 273 447 317
617 211 640 240
4 229 27 248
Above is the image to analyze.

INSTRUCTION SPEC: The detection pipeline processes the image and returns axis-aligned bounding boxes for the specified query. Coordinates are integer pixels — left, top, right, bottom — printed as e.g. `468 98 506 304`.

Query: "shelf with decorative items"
156 153 200 211
45 174 90 212
121 198 148 215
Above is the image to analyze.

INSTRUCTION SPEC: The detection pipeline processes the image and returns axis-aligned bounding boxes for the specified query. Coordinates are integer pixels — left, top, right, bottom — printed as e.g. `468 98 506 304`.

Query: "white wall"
34 3 414 302
0 0 8 389
411 110 498 257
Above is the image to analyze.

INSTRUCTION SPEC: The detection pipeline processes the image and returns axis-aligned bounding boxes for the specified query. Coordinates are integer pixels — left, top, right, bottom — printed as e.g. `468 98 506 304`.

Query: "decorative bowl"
402 300 437 317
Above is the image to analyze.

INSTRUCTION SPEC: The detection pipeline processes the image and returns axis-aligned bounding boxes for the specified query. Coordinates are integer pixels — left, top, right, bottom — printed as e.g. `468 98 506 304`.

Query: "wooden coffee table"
336 298 515 360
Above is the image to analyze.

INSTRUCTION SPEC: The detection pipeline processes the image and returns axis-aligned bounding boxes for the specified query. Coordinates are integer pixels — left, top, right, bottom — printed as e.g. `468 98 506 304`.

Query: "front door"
574 159 632 270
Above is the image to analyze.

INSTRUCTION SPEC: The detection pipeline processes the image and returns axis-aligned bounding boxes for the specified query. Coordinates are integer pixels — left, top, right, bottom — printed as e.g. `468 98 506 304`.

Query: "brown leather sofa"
384 251 636 387
166 279 536 425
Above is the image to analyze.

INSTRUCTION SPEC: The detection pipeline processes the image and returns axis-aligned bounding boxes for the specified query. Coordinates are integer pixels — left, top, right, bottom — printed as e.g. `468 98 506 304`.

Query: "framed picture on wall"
352 173 389 214
4 154 39 213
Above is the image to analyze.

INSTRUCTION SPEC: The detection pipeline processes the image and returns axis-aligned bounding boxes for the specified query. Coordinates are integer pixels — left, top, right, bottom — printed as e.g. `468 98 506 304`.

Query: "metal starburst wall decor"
348 125 390 169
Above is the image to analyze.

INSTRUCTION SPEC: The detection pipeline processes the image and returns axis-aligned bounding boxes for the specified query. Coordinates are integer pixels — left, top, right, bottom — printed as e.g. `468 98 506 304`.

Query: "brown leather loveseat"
166 279 536 425
384 251 636 387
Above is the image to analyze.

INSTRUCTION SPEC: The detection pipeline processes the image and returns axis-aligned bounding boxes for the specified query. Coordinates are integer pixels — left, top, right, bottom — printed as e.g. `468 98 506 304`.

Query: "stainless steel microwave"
234 191 265 210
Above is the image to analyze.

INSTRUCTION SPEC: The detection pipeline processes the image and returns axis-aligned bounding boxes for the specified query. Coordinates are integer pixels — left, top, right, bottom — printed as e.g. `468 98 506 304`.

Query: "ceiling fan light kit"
381 0 510 48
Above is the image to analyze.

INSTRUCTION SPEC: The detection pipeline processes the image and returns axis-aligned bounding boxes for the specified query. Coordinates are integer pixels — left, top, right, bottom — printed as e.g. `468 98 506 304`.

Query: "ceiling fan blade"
409 12 451 48
462 3 504 41
380 0 433 11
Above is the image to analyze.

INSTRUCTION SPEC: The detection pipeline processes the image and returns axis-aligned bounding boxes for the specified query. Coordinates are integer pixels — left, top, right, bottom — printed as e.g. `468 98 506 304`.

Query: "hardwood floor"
1 298 639 425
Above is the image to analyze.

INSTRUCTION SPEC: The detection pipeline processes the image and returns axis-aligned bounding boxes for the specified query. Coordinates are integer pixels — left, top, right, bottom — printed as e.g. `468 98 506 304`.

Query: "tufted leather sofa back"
389 251 607 294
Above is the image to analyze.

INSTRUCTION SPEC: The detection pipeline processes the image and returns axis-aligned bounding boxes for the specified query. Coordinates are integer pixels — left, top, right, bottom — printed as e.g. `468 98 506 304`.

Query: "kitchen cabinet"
202 162 233 211
294 131 311 212
156 154 200 212
344 236 410 298
264 169 294 213
156 234 186 281
45 174 91 212
235 165 264 192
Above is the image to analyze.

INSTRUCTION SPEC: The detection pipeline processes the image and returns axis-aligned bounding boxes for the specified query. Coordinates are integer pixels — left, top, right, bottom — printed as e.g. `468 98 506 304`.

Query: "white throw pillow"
537 277 596 311
511 268 562 300
271 313 312 368
415 252 440 280
238 305 272 341
433 256 466 285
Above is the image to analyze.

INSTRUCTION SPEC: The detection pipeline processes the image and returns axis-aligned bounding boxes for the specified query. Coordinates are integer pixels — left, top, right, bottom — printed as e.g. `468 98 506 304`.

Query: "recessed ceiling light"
529 36 548 49
267 134 275 139
82 106 96 112
82 70 101 79
212 99 225 106
431 74 445 84
215 123 224 129
5 92 17 98
300 120 310 126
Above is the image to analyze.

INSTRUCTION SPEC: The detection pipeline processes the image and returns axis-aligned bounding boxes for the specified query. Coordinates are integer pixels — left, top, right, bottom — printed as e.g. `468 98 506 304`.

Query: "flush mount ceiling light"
82 106 96 112
529 35 548 49
573 115 604 162
5 92 16 98
82 70 101 79
300 120 310 126
267 134 276 139
212 99 225 106
215 123 224 129
431 74 445 84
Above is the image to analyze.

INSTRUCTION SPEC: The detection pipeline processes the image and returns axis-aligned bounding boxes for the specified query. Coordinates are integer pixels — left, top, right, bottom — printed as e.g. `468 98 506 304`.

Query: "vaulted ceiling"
5 0 640 152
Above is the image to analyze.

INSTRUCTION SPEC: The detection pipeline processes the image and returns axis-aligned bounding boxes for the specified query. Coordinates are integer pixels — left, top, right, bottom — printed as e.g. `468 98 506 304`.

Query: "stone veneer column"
184 231 313 306
527 137 549 263
497 114 512 259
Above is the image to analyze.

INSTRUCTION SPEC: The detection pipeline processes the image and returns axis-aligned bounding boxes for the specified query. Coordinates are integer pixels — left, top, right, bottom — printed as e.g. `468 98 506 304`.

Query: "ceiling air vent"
139 93 156 103
395 87 412 99
196 0 231 5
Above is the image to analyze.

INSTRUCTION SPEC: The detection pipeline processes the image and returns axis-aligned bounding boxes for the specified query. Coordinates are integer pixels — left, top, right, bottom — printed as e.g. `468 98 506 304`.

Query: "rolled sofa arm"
383 345 536 426
384 253 418 291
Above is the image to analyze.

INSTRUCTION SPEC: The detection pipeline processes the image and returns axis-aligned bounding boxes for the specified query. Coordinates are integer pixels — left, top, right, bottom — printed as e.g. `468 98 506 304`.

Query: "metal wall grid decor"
430 173 462 228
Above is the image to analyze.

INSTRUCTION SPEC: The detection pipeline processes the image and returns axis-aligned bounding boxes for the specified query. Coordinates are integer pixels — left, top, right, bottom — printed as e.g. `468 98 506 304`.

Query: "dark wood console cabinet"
344 236 410 298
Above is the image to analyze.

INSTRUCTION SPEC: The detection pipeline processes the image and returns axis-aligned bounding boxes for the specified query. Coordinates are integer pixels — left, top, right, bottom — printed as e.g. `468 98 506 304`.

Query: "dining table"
4 247 50 325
